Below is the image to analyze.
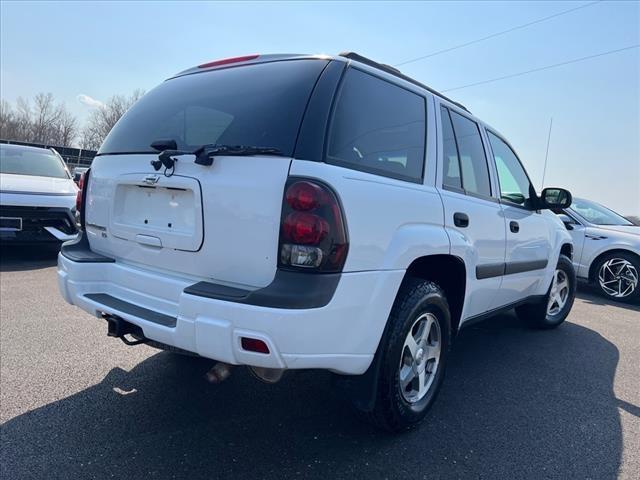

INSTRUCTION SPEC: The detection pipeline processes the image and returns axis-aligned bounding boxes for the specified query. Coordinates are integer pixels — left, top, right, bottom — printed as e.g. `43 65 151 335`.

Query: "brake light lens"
285 181 324 211
198 54 260 69
279 178 348 272
75 169 89 230
75 172 85 213
283 212 329 244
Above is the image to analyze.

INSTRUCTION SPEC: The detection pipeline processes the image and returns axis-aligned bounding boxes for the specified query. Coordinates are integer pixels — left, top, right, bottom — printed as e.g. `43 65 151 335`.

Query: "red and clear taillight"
75 170 89 230
278 178 348 272
75 172 85 213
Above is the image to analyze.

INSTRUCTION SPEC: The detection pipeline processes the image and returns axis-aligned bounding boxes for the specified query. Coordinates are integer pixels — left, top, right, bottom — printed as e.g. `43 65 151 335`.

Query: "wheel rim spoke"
405 334 419 358
399 365 415 391
420 317 434 343
417 370 427 399
548 294 558 313
426 344 440 361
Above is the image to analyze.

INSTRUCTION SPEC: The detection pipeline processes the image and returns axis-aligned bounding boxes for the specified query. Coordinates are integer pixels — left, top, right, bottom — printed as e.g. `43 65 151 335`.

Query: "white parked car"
57 52 575 431
557 198 639 303
0 143 79 243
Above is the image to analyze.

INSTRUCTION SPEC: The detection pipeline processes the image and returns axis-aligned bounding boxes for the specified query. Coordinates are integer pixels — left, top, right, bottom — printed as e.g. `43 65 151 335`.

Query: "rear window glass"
326 68 426 183
99 60 328 156
0 145 69 179
448 110 492 197
440 107 462 189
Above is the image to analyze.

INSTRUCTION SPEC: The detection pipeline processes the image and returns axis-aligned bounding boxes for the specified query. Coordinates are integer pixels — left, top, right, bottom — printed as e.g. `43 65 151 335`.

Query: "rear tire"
592 252 640 304
357 278 451 432
516 254 576 329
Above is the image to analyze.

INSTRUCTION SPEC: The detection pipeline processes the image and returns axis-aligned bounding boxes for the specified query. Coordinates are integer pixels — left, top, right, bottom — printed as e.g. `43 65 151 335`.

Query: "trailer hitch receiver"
103 314 146 346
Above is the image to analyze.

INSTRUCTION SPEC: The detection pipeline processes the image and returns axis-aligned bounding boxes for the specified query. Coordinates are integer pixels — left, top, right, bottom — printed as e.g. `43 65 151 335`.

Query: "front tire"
359 279 451 432
516 254 576 329
593 252 640 303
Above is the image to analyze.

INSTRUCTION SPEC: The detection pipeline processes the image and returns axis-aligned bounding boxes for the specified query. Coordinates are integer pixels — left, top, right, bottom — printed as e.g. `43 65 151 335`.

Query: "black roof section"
338 52 470 113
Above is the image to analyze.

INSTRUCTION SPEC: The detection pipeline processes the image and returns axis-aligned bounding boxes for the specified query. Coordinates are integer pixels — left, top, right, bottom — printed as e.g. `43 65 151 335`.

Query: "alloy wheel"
598 258 638 298
547 268 570 316
398 313 441 403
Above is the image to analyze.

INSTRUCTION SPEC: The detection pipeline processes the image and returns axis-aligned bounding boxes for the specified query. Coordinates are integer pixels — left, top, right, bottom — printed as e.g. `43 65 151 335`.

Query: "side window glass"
449 110 492 197
487 131 533 206
440 107 462 189
326 68 426 183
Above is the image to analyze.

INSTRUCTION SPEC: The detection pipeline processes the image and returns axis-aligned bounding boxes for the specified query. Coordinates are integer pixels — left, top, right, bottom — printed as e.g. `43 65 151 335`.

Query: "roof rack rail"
338 52 470 113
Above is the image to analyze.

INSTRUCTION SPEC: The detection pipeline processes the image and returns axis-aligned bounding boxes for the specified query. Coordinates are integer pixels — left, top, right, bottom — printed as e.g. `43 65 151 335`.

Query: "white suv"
57 52 575 431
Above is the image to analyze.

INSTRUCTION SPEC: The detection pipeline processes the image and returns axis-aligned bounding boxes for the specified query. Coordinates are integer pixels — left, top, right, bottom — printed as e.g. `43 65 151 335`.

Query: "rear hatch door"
85 58 329 288
86 154 291 287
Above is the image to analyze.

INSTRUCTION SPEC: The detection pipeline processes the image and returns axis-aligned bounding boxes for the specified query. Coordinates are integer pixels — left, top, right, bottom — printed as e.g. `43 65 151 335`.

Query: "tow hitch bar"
104 314 146 346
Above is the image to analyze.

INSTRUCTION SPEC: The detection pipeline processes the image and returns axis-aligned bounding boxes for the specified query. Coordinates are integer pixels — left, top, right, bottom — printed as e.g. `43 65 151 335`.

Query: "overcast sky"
1 1 638 215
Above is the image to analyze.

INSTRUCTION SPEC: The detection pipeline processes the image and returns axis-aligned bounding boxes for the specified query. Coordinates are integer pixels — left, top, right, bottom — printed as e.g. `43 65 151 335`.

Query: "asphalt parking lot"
1 246 638 480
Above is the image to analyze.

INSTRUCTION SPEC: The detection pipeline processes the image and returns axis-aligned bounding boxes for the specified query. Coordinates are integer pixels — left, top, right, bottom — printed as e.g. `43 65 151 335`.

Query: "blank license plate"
113 185 196 234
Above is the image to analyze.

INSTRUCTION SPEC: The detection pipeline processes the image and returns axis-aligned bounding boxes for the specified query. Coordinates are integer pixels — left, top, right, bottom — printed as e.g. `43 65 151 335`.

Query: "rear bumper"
57 252 404 374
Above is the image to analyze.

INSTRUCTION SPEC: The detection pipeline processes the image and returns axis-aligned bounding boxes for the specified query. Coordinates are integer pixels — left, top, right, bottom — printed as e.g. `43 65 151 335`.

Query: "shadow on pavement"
0 314 622 479
577 285 640 313
0 244 60 272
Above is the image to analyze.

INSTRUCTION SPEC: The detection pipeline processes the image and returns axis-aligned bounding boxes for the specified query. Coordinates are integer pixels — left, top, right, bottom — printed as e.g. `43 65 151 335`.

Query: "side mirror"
557 213 576 230
539 188 572 210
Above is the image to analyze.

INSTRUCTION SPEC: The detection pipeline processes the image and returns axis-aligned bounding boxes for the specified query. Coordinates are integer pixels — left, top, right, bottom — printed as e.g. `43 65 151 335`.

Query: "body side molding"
476 259 549 279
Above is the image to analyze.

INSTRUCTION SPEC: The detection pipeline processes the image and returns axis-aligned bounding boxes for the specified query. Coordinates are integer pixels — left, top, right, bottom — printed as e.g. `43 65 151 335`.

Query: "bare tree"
1 90 142 148
81 89 144 150
56 109 78 147
0 97 33 142
14 97 33 141
0 100 16 140
0 93 78 146
32 93 62 143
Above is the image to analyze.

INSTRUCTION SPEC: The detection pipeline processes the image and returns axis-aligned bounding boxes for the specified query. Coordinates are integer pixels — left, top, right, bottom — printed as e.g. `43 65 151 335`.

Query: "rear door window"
326 68 426 183
442 108 492 197
440 107 462 190
98 60 328 156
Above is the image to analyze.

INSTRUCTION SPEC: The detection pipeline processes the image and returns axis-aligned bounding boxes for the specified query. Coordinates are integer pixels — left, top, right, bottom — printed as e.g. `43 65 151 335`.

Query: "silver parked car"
557 198 639 303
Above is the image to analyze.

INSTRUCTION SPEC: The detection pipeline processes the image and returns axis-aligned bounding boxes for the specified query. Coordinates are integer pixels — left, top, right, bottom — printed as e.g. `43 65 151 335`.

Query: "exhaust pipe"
205 362 233 384
204 364 285 384
249 366 285 384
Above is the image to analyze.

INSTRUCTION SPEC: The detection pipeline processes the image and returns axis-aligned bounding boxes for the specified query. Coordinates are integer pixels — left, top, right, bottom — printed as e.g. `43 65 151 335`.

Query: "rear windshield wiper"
150 140 283 173
197 144 283 157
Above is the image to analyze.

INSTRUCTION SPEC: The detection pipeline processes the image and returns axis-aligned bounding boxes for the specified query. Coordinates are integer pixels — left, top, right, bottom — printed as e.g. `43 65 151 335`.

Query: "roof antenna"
541 117 553 189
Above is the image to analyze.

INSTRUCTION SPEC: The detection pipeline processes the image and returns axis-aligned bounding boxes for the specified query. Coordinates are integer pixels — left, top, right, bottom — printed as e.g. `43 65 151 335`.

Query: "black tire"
516 254 576 329
592 251 640 304
359 278 451 432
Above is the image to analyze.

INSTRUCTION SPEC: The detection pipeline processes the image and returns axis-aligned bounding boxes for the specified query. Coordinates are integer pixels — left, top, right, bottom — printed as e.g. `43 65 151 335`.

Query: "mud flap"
332 345 384 412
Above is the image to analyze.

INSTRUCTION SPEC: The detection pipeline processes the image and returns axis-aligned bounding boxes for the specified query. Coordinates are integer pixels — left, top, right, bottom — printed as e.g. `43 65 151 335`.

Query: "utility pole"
541 117 553 189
